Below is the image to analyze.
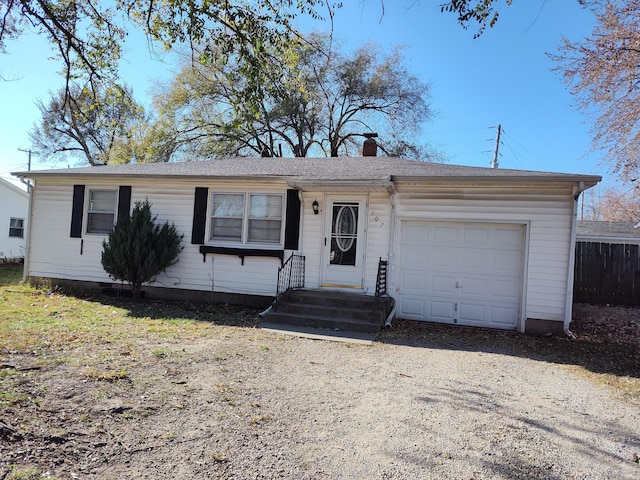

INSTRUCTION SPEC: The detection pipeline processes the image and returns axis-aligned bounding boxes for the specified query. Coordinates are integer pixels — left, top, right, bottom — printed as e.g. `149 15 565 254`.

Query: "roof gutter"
564 181 587 338
392 174 601 186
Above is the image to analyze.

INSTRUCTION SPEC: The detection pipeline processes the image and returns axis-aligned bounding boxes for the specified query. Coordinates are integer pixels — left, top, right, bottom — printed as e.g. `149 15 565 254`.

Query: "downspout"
21 178 34 284
564 181 585 338
384 183 398 328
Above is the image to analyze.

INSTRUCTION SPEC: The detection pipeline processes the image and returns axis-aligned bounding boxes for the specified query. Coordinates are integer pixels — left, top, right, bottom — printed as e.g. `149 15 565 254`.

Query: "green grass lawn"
0 264 259 362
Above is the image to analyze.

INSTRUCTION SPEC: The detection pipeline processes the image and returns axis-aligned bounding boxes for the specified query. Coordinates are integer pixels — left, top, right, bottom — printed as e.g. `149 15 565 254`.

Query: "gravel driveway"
93 331 640 478
3 317 640 479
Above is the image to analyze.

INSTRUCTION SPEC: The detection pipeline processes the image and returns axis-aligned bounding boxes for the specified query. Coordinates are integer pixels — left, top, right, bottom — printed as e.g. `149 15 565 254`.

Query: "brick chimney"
363 133 378 157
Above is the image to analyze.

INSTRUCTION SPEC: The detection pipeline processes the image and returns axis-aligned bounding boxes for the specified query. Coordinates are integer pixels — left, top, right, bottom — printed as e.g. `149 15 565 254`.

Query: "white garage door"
398 221 525 329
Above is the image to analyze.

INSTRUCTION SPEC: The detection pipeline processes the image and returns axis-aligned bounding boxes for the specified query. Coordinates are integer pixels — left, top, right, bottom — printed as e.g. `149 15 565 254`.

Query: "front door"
321 196 366 289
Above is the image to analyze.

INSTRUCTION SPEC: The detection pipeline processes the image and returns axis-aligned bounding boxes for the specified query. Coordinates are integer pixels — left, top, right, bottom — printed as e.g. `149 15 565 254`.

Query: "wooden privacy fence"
574 241 640 306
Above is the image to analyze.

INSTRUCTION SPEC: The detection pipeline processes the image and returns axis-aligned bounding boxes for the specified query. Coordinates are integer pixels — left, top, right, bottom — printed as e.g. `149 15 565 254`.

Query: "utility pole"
18 148 38 192
490 124 501 169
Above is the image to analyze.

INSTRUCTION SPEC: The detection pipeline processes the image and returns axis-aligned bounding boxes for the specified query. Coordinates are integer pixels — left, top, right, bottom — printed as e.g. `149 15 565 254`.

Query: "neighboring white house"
0 177 29 261
13 154 600 334
576 220 640 244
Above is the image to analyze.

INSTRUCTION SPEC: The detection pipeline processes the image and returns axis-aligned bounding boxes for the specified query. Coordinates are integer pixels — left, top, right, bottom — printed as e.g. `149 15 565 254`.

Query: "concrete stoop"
261 289 393 334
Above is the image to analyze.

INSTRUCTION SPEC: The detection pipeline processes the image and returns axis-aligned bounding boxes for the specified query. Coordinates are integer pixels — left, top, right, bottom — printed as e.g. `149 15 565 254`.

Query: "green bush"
101 199 183 299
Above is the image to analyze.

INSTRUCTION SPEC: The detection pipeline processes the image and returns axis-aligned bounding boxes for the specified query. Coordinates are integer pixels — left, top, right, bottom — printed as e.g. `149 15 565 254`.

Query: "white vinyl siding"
87 189 117 234
27 180 286 296
299 191 325 288
363 193 393 293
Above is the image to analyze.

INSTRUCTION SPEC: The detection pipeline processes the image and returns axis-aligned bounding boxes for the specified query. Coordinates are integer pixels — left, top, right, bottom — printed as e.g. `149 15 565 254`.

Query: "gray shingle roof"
576 220 640 241
13 157 601 185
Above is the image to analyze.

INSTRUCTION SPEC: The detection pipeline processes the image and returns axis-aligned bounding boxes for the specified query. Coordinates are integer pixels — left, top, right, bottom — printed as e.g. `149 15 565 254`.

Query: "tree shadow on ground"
80 292 263 328
405 379 640 478
82 291 640 382
378 303 640 381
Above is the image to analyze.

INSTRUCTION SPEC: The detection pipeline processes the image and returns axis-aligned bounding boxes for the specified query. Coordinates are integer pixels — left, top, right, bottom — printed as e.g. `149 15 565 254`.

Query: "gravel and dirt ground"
1 301 640 479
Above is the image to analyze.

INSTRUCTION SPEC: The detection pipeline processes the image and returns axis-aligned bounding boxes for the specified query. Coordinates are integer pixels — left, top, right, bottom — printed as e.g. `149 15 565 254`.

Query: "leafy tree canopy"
1 1 517 105
148 33 434 159
551 0 640 186
29 82 145 165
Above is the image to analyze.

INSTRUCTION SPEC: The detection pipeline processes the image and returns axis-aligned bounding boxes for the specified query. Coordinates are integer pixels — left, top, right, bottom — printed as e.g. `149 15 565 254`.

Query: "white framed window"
87 189 117 234
210 193 245 242
9 217 24 238
248 194 283 244
209 192 284 245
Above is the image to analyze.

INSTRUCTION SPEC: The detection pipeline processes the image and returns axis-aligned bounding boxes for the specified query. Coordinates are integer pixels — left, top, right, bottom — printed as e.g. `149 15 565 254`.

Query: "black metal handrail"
375 257 388 298
277 253 305 300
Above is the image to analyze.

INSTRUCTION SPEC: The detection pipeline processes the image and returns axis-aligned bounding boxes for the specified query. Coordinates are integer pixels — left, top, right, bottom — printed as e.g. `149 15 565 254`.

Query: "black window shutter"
70 184 85 238
191 187 209 244
284 189 301 250
117 186 132 220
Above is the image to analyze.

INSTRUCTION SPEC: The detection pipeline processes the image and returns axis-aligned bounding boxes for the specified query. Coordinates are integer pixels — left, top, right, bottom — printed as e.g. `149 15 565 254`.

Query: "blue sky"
0 1 608 189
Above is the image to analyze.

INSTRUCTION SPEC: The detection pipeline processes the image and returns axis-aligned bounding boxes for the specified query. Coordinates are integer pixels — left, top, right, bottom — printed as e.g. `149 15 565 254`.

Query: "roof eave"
13 171 293 184
288 178 393 192
392 174 601 187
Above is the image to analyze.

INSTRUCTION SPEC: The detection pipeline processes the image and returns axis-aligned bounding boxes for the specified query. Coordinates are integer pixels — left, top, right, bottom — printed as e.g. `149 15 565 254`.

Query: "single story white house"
0 176 29 261
14 155 600 334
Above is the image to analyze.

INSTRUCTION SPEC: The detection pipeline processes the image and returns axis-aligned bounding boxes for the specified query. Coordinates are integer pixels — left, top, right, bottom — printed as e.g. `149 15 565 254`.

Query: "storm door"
321 196 366 288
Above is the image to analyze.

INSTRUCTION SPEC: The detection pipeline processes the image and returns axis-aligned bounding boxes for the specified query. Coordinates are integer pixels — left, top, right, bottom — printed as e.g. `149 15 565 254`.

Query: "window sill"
199 245 285 265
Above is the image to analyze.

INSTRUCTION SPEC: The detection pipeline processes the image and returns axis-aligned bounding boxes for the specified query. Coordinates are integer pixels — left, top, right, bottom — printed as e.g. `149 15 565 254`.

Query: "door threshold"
321 283 363 289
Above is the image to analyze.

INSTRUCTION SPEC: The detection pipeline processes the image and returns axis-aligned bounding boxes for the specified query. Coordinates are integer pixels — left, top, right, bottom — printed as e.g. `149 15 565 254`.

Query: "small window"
9 218 24 238
87 189 117 234
209 192 284 245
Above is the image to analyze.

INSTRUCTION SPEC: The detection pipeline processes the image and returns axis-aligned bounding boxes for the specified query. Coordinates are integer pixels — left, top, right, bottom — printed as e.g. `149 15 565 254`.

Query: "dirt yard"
1 302 640 479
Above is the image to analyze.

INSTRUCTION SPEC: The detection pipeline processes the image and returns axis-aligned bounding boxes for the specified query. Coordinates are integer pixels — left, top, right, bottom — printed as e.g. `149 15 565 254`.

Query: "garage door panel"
488 305 520 326
432 248 459 268
430 274 456 295
400 297 426 317
490 279 521 300
402 245 429 267
429 300 455 322
434 225 459 245
403 224 430 243
398 221 524 330
458 303 487 324
463 226 490 245
459 277 486 296
492 252 523 273
494 228 524 247
461 251 489 270
400 272 426 294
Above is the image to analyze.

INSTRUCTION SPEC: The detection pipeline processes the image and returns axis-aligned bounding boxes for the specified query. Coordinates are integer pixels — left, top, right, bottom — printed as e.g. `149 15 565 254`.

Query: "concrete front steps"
261 289 393 334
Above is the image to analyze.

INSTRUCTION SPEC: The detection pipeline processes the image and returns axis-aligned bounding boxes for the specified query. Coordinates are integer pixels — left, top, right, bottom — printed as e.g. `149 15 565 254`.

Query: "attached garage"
397 220 525 330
